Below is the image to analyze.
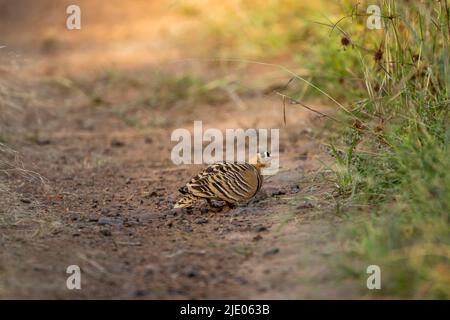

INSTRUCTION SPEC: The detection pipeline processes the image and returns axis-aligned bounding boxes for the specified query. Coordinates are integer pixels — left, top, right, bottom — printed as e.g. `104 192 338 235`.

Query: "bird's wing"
186 162 262 203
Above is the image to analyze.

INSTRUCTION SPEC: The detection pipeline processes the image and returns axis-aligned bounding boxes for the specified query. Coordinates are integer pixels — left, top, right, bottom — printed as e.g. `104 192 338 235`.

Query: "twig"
273 91 392 147
274 91 344 125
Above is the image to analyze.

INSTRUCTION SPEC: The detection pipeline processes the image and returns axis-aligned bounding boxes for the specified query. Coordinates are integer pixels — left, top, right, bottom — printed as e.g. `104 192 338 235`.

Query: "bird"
174 152 272 210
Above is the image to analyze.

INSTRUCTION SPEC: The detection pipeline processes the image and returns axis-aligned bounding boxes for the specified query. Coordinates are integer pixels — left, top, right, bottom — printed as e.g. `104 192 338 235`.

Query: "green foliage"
197 0 334 58
296 34 366 101
309 0 450 298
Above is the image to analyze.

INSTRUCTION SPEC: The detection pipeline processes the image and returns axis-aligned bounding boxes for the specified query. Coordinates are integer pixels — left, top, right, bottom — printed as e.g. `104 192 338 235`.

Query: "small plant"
328 135 359 197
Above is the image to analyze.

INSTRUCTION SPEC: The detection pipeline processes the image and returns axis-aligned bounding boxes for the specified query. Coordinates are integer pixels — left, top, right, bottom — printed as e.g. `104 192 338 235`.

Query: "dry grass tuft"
0 60 54 241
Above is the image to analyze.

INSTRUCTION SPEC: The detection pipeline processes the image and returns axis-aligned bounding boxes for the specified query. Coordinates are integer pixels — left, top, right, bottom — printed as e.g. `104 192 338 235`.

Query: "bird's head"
255 151 272 169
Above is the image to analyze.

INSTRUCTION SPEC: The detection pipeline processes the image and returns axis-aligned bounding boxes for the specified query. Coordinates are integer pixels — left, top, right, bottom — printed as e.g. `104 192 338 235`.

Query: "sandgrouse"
174 152 272 210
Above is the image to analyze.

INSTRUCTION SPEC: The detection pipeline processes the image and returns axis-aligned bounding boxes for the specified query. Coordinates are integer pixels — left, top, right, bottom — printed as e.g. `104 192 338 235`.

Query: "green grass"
307 1 450 298
180 0 338 58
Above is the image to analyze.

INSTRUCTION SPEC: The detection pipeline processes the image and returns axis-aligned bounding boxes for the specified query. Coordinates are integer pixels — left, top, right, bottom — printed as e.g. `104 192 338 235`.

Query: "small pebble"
111 138 125 147
35 136 51 145
98 217 124 226
100 229 112 236
263 248 280 257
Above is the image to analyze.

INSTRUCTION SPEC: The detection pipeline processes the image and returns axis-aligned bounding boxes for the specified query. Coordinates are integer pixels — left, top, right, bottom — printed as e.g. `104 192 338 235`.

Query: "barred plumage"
174 152 271 209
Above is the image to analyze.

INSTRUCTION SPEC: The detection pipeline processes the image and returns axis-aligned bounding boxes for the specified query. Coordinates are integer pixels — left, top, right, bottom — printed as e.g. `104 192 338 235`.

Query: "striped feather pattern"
174 161 264 208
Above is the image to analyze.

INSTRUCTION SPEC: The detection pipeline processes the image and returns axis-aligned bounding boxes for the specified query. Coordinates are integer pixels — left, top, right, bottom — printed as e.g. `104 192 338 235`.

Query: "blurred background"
0 0 448 299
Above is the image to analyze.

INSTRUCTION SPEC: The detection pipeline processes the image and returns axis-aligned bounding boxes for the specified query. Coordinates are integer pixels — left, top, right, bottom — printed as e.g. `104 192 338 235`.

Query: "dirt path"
1 90 354 299
0 1 360 299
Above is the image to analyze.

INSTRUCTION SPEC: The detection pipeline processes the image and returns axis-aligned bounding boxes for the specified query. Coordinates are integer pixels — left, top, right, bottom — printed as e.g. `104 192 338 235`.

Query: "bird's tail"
174 193 198 208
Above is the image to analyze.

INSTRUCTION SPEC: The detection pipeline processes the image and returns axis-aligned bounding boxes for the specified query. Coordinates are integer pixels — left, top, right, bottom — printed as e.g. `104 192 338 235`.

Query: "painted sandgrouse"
174 152 271 210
